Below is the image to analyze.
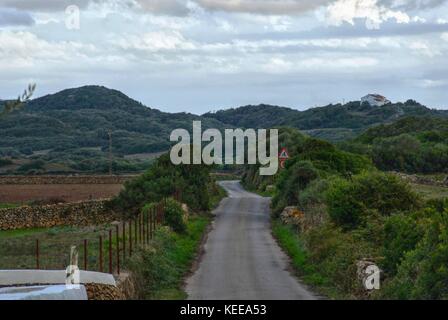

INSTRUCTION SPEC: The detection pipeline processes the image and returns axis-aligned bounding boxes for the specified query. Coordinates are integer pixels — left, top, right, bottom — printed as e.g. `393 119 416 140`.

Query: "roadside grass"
0 227 50 240
271 219 342 299
0 224 119 271
242 182 274 197
126 215 211 300
209 183 227 209
125 182 227 300
212 173 242 181
410 183 448 200
0 203 20 209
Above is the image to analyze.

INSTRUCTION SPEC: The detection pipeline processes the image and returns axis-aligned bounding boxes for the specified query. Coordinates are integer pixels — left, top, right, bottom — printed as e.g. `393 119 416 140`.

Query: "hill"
341 116 448 174
2 85 448 174
0 86 225 174
203 100 448 142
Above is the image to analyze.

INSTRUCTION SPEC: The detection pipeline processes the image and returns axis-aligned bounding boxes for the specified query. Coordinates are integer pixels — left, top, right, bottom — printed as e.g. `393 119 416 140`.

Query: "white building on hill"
361 94 391 107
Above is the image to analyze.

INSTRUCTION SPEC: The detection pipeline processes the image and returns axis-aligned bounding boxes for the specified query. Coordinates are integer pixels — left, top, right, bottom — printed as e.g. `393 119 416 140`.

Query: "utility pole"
108 130 113 176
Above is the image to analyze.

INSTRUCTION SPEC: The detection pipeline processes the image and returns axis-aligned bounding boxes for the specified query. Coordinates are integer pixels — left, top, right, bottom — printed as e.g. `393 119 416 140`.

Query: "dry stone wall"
0 200 121 231
0 175 136 185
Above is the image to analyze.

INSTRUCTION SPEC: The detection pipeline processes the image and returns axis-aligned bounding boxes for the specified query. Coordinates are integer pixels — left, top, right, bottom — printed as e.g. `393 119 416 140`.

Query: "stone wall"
391 172 448 188
0 175 137 185
85 283 124 300
0 200 121 231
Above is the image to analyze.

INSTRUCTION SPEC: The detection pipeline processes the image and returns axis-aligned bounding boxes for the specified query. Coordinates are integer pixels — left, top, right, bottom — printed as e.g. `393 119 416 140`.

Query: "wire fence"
0 191 182 275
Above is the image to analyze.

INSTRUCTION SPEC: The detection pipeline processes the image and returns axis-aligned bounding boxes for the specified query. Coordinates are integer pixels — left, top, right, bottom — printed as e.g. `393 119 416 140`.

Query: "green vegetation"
410 183 448 200
0 224 116 270
144 198 187 234
0 85 225 174
0 203 19 209
243 124 448 300
326 172 420 229
0 158 12 167
3 86 448 174
341 116 448 174
0 84 36 118
127 215 210 299
204 101 448 143
272 220 338 298
109 149 226 299
110 153 213 216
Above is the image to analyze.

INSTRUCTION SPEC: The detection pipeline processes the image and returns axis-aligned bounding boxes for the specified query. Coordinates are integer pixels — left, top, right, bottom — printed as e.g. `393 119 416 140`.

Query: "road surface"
185 181 317 300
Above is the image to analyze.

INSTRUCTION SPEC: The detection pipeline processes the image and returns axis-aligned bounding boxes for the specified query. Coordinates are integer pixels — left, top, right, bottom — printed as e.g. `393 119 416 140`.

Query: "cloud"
0 0 91 12
114 30 196 51
325 0 411 29
133 0 190 16
0 8 34 26
193 0 332 15
0 0 191 16
379 0 447 11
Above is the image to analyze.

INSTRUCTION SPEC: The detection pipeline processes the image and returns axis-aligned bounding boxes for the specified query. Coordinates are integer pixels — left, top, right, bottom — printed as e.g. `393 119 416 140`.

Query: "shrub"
272 160 319 216
0 158 12 167
17 160 45 172
111 153 211 215
163 198 187 234
382 213 425 275
299 178 330 209
326 171 421 229
143 199 186 234
304 223 378 296
380 209 448 299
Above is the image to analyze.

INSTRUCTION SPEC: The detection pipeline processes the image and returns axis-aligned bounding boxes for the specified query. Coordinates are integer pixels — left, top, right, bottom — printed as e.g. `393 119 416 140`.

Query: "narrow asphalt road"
185 181 317 300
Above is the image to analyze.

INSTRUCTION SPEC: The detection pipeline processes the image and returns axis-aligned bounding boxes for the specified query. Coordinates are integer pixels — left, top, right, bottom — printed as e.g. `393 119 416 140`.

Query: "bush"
380 209 448 299
163 198 187 234
0 158 12 167
298 178 331 210
17 160 45 172
111 153 211 215
271 160 319 216
326 171 421 229
304 223 378 297
382 213 425 275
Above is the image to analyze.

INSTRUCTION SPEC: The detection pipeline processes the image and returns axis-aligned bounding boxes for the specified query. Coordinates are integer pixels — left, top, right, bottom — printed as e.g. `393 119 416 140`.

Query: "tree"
0 84 36 118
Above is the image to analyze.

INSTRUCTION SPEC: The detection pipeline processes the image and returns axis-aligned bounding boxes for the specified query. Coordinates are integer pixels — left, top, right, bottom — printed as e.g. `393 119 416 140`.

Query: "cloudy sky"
1 0 448 113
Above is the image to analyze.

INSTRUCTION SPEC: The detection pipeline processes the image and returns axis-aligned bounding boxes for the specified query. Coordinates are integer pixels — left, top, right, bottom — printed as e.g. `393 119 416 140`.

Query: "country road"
185 180 317 300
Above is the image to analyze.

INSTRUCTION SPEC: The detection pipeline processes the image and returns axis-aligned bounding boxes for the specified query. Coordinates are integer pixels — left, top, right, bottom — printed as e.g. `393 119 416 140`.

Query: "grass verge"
126 215 211 299
125 182 227 300
271 219 342 299
0 203 20 209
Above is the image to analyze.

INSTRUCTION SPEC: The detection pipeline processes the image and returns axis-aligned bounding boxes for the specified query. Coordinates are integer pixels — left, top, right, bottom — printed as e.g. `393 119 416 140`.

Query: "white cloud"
132 0 190 16
420 79 448 88
409 41 441 57
0 0 91 11
193 0 332 15
1 0 448 110
325 0 410 29
114 30 196 51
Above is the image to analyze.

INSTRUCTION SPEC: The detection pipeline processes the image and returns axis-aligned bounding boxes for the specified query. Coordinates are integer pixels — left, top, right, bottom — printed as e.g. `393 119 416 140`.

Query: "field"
0 184 123 204
410 183 448 200
0 224 117 271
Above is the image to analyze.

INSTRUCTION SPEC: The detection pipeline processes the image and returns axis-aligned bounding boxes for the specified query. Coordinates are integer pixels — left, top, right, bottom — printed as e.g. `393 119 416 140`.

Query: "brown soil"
0 184 123 204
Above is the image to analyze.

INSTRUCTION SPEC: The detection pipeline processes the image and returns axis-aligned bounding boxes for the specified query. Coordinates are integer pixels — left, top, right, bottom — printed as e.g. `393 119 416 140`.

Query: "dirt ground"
0 184 124 204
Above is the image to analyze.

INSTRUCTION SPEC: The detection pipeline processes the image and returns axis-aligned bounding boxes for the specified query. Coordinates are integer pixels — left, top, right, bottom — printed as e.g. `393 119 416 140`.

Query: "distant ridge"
1 85 447 173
